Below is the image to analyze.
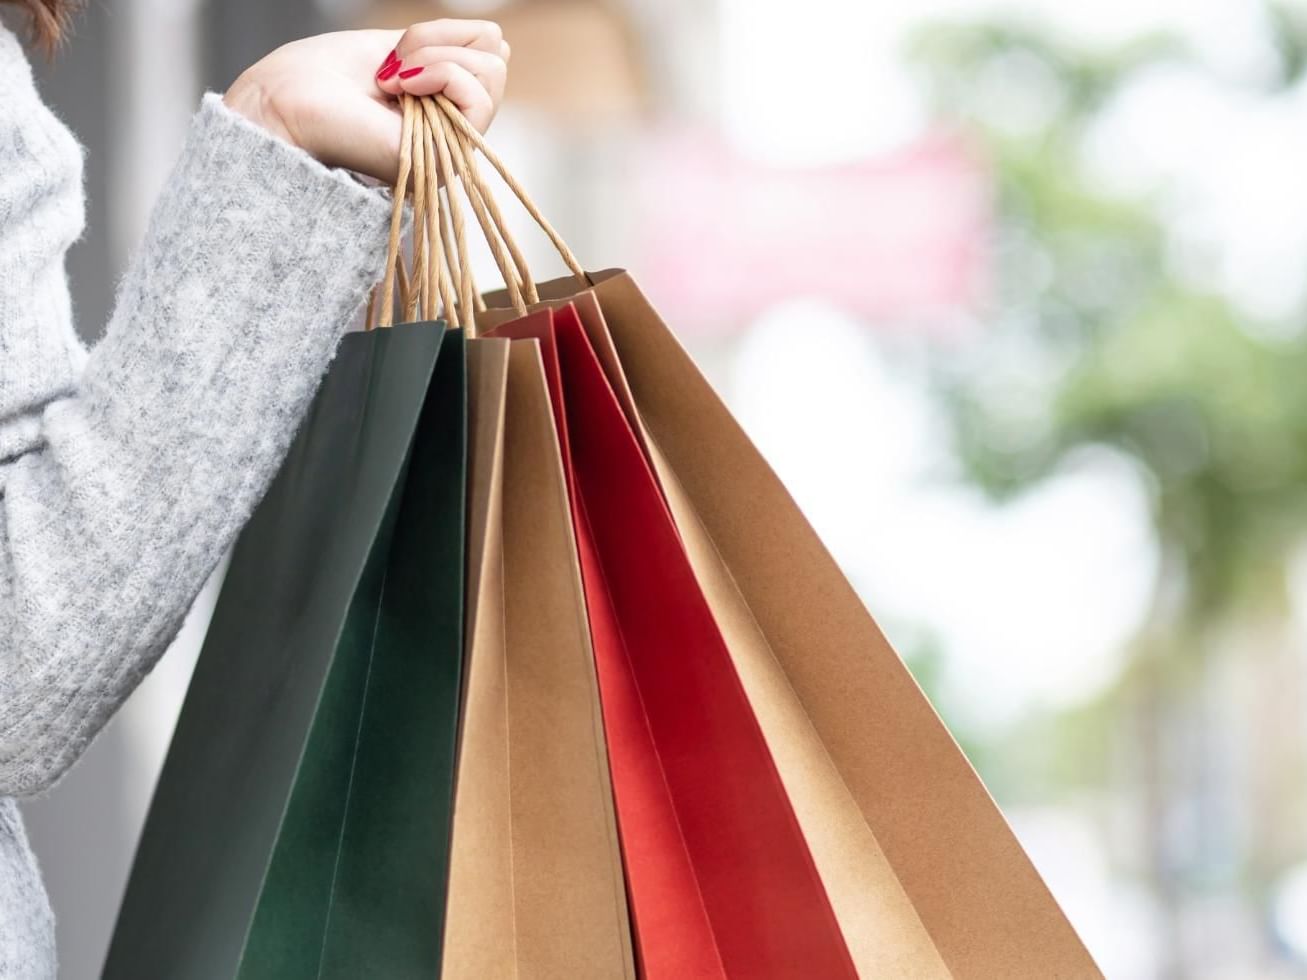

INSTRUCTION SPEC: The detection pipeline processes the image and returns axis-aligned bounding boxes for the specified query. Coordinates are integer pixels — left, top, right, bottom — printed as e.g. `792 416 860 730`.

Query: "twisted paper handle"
432 94 586 289
369 93 588 333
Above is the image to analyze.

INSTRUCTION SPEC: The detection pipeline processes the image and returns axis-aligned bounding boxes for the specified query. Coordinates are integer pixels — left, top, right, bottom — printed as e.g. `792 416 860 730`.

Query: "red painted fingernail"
377 60 402 82
375 49 398 76
398 66 425 79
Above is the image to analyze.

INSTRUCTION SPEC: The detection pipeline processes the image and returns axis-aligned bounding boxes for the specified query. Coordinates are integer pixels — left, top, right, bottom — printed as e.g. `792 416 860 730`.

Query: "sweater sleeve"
0 93 393 796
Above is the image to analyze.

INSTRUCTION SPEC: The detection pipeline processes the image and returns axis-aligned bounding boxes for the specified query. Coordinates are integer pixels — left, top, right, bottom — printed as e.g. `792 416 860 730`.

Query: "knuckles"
405 18 504 49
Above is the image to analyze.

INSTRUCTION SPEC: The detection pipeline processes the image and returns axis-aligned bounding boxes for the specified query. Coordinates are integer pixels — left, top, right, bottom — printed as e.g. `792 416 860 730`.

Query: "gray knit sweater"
0 24 394 978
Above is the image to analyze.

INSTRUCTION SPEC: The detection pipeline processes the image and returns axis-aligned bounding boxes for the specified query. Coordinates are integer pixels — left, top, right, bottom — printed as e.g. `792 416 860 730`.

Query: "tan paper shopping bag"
442 338 634 980
443 338 513 979
481 271 1100 980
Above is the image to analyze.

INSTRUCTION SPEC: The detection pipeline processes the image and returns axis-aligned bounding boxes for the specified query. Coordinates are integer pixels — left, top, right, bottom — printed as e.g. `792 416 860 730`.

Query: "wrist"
223 74 298 151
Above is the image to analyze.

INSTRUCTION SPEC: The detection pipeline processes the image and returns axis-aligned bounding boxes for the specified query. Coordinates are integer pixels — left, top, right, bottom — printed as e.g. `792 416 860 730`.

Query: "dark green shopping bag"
104 323 468 979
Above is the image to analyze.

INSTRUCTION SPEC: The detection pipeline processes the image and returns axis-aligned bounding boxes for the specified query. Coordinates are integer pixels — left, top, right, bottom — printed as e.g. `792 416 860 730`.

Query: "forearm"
0 95 391 796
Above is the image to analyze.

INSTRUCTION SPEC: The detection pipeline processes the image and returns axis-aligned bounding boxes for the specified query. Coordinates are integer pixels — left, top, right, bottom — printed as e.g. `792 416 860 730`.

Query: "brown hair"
3 0 79 53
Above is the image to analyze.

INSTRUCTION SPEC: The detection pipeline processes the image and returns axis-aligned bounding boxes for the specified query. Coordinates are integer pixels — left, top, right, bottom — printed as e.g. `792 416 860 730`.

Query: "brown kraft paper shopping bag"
442 337 634 980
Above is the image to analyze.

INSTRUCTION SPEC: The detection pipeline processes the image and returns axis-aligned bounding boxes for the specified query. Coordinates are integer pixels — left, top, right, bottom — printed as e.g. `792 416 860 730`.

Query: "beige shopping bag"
442 337 634 980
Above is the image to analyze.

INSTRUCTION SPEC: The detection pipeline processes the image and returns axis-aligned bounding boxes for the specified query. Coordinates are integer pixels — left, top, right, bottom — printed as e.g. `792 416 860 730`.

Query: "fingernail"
398 66 425 79
377 60 402 82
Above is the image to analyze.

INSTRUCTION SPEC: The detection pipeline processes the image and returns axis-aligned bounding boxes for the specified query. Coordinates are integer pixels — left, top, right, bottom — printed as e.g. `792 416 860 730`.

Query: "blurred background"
11 0 1307 976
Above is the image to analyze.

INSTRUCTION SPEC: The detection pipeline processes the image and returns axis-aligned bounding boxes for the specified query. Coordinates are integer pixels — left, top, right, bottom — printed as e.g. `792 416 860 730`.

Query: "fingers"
372 19 507 134
387 61 497 133
396 18 503 58
376 45 508 108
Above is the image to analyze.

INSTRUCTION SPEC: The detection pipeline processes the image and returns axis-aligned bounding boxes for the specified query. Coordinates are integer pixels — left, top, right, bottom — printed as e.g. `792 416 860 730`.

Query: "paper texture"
443 339 634 979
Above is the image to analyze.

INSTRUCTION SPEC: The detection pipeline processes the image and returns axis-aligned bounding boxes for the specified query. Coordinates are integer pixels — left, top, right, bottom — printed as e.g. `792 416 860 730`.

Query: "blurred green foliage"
906 12 1307 967
1268 1 1307 87
910 18 1307 623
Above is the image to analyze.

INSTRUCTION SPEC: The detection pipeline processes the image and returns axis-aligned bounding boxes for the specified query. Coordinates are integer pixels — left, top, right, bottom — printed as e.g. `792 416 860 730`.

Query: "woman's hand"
223 19 509 184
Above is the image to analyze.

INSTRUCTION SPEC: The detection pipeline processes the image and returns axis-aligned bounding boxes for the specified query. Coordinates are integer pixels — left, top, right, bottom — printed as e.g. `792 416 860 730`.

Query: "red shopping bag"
486 305 856 979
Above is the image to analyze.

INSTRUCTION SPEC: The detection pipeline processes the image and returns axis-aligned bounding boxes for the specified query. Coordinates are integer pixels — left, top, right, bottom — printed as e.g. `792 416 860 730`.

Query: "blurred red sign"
633 127 991 335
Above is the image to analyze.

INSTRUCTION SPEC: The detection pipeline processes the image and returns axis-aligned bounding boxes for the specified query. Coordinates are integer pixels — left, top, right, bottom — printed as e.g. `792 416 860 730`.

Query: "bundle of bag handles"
367 93 589 334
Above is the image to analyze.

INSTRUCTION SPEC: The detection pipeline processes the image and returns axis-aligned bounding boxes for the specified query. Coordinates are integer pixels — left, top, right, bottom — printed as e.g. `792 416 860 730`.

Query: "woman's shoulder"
0 17 85 214
0 15 37 93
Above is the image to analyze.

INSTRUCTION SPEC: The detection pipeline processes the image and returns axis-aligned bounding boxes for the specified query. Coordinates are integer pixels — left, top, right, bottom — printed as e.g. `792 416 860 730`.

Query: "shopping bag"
443 338 514 979
295 325 466 978
104 322 466 979
442 339 634 979
425 91 1100 979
